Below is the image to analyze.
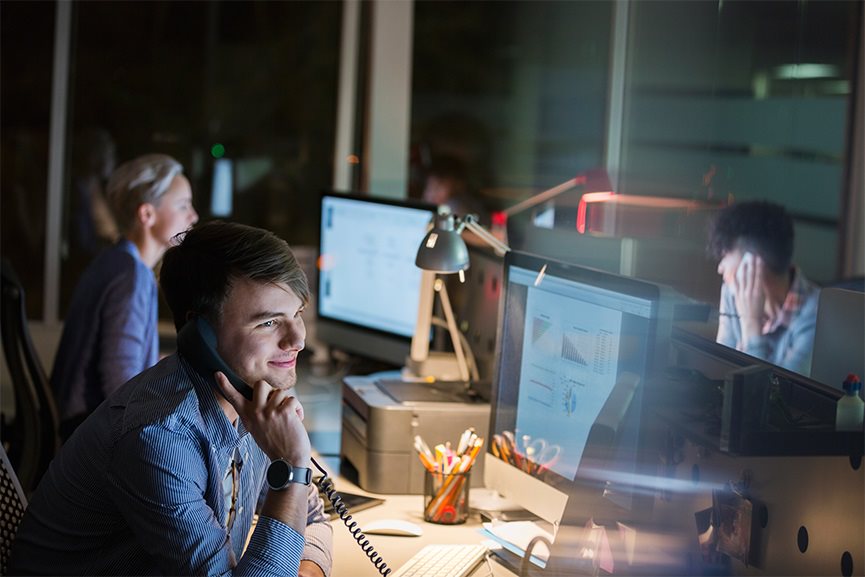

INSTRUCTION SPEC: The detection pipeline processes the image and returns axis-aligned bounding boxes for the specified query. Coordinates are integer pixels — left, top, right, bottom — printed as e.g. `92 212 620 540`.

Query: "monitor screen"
210 158 233 217
484 250 660 526
316 191 436 366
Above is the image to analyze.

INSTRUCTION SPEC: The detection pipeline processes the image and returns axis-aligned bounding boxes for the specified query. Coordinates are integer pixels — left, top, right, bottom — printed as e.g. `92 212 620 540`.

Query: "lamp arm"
434 278 470 383
430 317 480 382
462 218 510 255
502 176 582 218
409 270 436 364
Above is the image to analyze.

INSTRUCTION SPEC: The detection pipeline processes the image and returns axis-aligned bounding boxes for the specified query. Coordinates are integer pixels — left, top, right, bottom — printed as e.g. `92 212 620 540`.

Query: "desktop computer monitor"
484 250 661 527
316 191 436 366
210 158 234 217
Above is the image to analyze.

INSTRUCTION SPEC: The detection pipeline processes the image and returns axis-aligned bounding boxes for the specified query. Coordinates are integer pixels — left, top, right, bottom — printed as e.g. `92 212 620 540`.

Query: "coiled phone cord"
311 458 392 576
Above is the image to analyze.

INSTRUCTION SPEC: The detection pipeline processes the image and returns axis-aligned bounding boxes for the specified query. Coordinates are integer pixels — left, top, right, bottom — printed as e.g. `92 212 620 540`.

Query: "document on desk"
480 520 552 568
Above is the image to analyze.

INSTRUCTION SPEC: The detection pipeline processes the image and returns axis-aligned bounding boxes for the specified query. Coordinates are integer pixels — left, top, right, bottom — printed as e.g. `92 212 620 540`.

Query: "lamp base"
404 352 466 382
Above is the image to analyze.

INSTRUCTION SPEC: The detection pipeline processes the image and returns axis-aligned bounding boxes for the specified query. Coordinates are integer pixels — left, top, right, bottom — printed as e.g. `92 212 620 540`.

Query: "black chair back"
0 259 59 495
0 444 27 575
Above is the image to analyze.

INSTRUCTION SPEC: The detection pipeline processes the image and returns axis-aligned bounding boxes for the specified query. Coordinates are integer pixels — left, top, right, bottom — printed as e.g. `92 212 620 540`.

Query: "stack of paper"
479 520 553 568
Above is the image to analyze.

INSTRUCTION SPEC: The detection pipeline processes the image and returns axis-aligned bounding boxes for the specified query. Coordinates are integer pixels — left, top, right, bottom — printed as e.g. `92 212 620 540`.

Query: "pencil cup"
423 469 471 524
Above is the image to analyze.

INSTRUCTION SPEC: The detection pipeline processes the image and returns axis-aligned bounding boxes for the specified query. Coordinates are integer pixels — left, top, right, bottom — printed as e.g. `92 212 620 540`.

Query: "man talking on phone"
10 221 331 577
709 200 820 375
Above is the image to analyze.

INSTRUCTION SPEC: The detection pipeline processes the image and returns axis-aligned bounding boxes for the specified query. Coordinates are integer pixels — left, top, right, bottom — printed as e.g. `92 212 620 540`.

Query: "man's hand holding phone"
216 371 315 542
731 251 765 344
214 371 311 468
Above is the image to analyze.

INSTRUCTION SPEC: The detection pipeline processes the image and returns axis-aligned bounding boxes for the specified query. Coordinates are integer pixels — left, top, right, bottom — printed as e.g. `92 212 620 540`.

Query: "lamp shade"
415 212 469 273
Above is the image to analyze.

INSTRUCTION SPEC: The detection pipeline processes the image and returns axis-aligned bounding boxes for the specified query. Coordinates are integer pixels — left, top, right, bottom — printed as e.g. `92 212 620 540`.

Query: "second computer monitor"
485 250 661 526
316 191 436 366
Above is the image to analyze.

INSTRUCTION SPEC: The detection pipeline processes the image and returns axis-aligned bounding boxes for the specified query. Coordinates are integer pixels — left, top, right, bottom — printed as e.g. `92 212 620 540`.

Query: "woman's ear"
137 202 156 228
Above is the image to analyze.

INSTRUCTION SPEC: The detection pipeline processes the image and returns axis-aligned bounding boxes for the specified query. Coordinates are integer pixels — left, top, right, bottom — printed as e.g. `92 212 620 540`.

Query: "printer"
340 373 490 495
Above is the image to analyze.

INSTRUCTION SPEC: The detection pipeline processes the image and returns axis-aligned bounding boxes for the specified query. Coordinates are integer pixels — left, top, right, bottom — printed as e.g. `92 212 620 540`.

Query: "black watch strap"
266 459 312 489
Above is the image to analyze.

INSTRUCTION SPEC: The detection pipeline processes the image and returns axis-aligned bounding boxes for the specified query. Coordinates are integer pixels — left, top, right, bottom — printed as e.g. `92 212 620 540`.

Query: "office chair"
0 259 60 495
0 444 27 575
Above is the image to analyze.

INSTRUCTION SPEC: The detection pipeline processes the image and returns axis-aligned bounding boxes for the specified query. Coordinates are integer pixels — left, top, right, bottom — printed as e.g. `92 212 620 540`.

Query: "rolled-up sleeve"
302 483 333 576
243 516 306 577
716 284 739 349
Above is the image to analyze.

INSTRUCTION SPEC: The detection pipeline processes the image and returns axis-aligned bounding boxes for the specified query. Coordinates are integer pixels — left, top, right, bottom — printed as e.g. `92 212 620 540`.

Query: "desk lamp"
406 168 610 383
406 209 509 384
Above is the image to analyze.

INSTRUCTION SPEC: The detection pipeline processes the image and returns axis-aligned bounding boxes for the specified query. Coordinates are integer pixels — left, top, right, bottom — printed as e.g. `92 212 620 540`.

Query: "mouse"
362 518 424 537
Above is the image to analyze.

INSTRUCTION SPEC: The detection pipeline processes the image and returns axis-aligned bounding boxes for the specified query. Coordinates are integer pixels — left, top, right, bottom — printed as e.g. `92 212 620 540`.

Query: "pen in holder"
414 428 484 525
423 469 470 524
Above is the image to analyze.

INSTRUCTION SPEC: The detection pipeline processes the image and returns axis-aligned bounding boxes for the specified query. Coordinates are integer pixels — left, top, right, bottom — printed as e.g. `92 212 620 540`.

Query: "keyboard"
391 543 488 577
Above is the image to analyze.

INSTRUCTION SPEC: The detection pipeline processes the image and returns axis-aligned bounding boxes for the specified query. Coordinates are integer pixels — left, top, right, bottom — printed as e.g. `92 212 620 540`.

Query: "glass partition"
60 0 342 317
410 0 613 210
619 0 860 378
410 0 860 379
620 0 857 285
0 1 56 318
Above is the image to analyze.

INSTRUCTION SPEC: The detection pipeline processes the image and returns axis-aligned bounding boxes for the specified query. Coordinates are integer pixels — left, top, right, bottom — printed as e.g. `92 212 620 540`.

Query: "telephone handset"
736 251 755 286
177 316 254 400
177 317 392 576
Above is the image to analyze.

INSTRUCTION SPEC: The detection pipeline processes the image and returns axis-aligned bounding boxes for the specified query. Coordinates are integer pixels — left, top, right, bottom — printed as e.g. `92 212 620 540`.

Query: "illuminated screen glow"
486 251 659 521
318 194 434 339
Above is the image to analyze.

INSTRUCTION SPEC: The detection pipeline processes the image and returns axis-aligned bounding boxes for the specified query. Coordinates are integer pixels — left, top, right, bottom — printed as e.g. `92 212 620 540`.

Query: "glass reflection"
411 0 859 380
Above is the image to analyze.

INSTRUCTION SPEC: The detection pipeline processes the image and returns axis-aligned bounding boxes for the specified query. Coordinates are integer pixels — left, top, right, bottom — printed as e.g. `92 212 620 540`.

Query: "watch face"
267 459 291 488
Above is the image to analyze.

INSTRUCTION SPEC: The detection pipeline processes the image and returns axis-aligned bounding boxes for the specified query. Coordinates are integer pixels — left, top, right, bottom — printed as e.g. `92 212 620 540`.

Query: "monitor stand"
375 378 480 404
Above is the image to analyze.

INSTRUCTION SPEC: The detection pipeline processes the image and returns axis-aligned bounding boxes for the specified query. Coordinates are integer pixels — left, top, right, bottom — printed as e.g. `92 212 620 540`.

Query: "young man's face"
151 174 198 246
215 277 306 391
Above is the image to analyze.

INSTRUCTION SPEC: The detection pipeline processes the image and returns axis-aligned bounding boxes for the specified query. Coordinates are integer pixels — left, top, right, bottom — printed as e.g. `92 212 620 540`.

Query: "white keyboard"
391 543 488 577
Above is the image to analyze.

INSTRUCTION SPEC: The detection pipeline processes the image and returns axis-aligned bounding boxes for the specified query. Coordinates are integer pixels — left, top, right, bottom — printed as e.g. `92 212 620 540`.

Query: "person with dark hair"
52 153 199 440
708 200 820 374
10 221 332 577
421 155 487 222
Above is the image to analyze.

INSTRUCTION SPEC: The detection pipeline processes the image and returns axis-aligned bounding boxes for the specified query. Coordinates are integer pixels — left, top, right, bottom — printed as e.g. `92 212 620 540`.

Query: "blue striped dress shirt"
9 355 333 576
716 268 819 375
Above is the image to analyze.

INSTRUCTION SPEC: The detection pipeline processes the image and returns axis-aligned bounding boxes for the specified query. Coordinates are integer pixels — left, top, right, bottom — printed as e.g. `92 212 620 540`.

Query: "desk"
304 343 865 576
320 458 518 577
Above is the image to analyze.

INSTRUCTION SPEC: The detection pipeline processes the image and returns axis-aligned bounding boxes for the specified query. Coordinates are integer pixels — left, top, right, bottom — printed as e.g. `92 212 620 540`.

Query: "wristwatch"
266 459 312 489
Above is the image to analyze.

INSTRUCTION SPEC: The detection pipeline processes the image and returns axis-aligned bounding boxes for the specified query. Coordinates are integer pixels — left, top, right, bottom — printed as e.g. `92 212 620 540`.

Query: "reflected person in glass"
709 200 820 375
421 155 488 224
51 153 199 440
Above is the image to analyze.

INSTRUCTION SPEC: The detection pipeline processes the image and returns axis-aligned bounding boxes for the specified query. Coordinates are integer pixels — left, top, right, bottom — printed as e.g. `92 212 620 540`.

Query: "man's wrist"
740 316 761 336
266 447 311 468
267 459 312 489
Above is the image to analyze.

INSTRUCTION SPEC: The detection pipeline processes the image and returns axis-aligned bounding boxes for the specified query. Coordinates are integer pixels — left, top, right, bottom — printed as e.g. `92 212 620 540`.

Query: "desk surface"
289 364 517 576
319 458 517 577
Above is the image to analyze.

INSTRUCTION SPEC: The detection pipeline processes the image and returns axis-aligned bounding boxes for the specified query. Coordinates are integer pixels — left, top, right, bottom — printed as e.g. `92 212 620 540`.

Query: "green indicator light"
211 143 225 158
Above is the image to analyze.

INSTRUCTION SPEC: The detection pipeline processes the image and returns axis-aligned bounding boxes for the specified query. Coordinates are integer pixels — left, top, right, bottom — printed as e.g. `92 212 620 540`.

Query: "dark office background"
1 0 861 322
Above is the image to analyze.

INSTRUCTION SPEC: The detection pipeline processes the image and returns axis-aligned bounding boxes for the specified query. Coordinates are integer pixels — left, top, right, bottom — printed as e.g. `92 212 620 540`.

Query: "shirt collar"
117 237 142 261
